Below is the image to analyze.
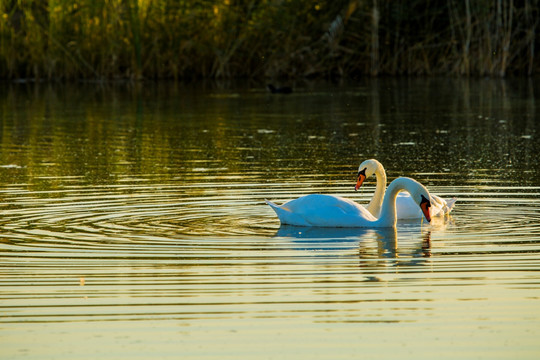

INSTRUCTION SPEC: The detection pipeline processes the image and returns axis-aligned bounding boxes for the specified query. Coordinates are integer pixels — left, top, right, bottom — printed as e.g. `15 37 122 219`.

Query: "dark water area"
0 78 539 359
1 78 538 187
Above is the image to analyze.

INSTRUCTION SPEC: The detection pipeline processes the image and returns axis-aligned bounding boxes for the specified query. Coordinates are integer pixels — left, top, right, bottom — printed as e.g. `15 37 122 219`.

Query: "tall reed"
0 0 538 80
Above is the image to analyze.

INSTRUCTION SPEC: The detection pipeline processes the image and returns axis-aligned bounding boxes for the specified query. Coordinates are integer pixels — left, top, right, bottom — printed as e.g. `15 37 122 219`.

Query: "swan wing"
427 194 457 216
266 195 375 227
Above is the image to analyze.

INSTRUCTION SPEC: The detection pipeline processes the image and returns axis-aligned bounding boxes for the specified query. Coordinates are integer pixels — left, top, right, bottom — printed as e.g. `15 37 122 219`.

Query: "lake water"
0 78 539 359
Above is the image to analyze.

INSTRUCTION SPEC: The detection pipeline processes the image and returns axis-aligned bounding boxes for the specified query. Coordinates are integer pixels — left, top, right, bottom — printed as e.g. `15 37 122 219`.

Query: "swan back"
266 195 376 227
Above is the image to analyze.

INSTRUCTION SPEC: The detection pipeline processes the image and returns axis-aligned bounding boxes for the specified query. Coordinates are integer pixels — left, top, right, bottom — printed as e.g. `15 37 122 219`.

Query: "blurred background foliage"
0 0 538 80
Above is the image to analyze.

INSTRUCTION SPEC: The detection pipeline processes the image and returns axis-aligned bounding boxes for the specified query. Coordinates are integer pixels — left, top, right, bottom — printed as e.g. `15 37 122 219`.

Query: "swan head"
419 194 432 223
403 178 432 223
355 159 381 191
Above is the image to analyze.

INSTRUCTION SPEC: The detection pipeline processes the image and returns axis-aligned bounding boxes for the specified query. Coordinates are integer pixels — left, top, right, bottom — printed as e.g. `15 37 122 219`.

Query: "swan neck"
366 163 387 216
376 178 407 227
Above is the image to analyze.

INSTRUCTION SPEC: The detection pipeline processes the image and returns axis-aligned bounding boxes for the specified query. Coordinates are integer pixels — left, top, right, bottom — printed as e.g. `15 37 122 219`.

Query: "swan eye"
357 167 367 178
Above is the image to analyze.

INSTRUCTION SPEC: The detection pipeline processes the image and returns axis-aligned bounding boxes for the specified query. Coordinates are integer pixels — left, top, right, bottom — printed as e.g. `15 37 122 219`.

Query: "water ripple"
1 180 538 255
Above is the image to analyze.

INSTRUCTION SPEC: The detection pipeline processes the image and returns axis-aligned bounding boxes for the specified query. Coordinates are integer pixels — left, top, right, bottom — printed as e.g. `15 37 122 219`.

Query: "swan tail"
265 199 280 212
265 199 309 226
265 199 289 220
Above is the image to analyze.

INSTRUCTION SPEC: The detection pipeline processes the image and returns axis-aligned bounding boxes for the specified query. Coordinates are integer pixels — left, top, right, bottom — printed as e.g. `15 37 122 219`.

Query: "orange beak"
420 197 432 223
355 173 366 191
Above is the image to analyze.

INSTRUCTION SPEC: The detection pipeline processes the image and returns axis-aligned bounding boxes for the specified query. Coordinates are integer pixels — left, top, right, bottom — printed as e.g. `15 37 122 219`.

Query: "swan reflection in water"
274 224 433 268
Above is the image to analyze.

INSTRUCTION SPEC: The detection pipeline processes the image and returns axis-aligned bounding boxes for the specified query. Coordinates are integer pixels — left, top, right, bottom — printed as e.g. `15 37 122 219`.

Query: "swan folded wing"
290 195 375 227
266 195 375 227
442 197 457 212
430 194 457 216
430 194 445 209
304 206 375 227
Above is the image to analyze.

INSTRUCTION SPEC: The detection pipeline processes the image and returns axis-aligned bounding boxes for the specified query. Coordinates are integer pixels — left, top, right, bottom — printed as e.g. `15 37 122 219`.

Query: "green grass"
0 0 538 80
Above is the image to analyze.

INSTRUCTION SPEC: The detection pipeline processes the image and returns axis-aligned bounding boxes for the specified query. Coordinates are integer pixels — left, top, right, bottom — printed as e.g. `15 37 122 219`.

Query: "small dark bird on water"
267 84 292 94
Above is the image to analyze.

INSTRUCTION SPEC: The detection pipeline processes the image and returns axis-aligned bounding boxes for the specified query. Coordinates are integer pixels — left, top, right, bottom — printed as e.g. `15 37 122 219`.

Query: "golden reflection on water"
0 79 539 359
1 78 538 187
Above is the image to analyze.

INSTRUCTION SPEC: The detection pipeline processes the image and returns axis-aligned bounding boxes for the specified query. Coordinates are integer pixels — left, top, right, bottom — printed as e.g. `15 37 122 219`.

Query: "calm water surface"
1 79 539 359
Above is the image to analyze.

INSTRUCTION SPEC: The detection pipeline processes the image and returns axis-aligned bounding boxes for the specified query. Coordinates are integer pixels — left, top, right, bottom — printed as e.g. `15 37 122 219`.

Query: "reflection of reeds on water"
1 0 537 80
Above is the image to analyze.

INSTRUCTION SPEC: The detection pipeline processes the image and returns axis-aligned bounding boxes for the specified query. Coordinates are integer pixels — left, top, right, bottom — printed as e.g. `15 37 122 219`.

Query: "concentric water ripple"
1 178 539 260
1 181 271 240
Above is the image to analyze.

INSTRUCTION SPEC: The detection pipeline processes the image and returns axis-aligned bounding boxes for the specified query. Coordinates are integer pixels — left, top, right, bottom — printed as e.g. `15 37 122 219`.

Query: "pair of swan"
266 159 456 228
354 159 456 220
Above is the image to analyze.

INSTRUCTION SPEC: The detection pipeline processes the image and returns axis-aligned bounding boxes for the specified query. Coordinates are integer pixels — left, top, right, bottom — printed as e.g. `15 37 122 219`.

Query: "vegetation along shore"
1 0 538 80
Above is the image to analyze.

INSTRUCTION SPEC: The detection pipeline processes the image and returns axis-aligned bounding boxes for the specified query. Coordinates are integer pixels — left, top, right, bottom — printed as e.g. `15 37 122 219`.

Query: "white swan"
355 159 456 219
266 177 431 228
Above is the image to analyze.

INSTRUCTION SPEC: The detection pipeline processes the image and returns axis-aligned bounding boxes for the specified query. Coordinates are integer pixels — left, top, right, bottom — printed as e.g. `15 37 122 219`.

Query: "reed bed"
0 0 538 80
